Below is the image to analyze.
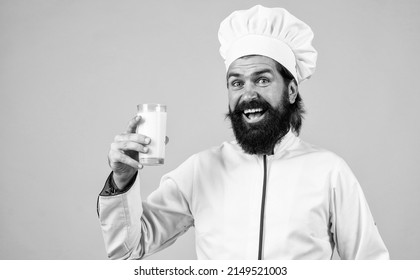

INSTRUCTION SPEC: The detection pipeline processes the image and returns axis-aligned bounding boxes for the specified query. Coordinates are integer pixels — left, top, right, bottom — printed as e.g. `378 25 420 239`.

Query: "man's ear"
288 81 298 104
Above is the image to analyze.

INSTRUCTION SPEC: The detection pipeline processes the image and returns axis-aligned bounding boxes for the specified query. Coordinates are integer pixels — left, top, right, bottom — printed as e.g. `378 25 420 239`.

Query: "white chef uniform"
98 130 389 259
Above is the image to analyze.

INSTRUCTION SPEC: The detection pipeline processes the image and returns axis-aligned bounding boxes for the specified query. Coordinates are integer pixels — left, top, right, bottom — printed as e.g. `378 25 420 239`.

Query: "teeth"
244 108 263 114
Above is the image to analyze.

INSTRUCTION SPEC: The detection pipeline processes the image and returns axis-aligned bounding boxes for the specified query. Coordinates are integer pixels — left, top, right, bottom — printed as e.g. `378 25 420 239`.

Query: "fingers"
108 116 151 173
109 149 142 170
114 133 151 145
111 141 149 154
109 116 169 172
126 115 142 134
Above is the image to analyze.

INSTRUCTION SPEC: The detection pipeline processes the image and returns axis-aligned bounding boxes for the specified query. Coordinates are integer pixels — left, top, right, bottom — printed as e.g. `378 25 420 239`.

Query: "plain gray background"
1 0 419 259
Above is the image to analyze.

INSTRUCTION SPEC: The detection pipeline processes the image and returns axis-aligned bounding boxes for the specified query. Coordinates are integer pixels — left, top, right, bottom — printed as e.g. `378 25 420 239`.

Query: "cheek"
262 90 284 108
227 92 239 110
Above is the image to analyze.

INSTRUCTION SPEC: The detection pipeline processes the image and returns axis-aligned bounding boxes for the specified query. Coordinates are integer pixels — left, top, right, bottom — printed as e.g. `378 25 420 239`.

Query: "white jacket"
98 131 389 259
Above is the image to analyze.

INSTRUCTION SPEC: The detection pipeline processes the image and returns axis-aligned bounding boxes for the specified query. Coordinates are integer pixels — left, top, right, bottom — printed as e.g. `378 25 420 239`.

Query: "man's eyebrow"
227 72 241 80
227 68 274 80
253 69 274 76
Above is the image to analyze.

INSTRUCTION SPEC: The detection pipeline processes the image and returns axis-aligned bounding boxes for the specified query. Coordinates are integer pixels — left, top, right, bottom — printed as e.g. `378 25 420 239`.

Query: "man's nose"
242 83 259 102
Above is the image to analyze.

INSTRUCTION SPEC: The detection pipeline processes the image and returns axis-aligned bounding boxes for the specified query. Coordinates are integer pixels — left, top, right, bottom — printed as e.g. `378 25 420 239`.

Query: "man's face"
226 55 295 155
227 55 289 121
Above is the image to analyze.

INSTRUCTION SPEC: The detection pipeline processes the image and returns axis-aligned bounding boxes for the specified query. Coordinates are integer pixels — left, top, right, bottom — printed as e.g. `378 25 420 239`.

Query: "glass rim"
137 103 167 112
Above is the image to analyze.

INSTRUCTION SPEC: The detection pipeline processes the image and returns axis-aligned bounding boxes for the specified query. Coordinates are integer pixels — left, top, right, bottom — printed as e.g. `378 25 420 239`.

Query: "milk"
136 104 167 165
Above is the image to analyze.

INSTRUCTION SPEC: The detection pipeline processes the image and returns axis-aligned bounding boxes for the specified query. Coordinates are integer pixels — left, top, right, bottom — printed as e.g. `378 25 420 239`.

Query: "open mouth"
243 107 267 123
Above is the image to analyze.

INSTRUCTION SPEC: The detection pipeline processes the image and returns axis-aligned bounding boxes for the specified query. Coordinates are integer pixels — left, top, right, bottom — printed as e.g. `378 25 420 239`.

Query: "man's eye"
257 78 270 85
231 80 242 87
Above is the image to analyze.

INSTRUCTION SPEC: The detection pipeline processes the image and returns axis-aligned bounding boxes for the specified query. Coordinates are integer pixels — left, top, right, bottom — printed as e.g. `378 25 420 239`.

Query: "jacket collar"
270 129 299 158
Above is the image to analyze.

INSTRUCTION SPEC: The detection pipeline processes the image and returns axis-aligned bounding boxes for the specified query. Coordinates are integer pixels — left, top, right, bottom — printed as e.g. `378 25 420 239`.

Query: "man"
98 5 389 260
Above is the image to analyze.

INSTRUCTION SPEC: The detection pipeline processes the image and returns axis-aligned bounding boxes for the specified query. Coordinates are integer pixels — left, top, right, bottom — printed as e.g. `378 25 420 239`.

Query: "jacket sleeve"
97 160 195 259
329 157 390 260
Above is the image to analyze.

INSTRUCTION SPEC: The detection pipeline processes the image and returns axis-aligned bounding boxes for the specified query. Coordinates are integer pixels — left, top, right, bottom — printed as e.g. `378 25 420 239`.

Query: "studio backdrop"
1 0 419 259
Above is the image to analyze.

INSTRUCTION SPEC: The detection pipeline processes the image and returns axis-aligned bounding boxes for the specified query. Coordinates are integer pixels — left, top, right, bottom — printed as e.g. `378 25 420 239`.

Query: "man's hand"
108 115 150 190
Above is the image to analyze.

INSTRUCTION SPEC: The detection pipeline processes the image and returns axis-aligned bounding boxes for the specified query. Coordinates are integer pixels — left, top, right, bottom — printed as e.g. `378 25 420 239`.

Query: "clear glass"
136 104 167 165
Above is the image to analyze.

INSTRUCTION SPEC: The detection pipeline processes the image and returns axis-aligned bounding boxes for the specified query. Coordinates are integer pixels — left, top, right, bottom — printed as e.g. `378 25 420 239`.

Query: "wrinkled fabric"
98 131 389 260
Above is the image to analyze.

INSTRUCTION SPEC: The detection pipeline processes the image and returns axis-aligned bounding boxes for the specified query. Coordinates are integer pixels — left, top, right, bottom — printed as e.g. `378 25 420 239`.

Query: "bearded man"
97 5 389 260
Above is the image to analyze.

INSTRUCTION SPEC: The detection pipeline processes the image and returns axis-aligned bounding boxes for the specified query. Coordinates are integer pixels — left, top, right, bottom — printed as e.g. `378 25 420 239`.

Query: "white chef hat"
218 5 317 84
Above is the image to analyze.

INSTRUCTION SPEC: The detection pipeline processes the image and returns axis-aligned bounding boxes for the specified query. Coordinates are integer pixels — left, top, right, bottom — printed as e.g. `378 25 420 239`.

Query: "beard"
226 92 292 155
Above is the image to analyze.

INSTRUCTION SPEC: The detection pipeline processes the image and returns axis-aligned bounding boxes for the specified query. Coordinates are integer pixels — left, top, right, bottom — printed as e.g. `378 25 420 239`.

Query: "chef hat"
218 5 317 83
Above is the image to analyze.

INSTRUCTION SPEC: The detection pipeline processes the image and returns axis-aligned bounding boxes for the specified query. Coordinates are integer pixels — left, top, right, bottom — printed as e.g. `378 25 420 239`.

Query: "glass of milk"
136 104 167 165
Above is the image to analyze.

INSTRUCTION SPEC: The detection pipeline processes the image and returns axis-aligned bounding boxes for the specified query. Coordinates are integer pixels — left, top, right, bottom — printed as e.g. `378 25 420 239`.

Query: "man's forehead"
227 55 277 76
